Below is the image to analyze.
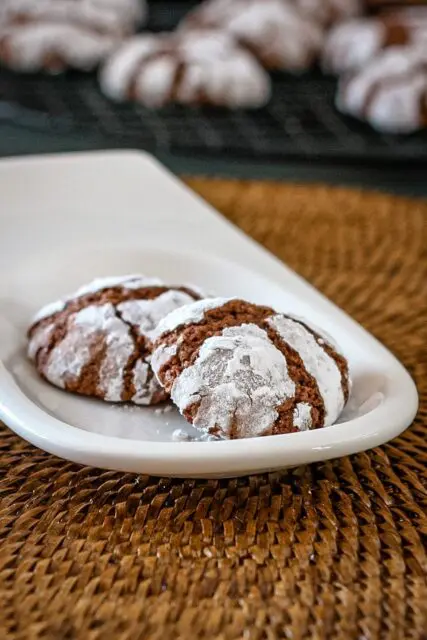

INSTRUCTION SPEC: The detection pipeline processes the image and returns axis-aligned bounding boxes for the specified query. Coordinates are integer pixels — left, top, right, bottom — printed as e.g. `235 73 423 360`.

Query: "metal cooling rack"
0 0 426 164
1 68 426 163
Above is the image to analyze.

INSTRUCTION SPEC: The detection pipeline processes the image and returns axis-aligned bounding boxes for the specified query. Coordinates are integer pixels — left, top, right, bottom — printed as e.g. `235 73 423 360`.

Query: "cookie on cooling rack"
323 8 427 74
295 0 362 26
28 276 204 405
336 45 427 133
0 0 146 73
100 30 271 109
179 0 324 72
151 298 350 439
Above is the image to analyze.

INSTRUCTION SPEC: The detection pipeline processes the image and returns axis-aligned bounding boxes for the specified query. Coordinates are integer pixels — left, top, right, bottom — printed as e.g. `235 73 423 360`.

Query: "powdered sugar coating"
323 16 427 74
44 303 134 401
0 23 119 72
323 19 385 74
152 297 233 341
29 276 205 405
33 275 164 323
172 428 222 442
0 0 145 34
152 301 349 439
293 402 312 431
94 308 136 401
99 37 159 101
171 324 296 438
151 343 178 377
118 290 197 340
33 300 67 325
337 45 427 133
132 360 161 404
0 0 145 72
100 30 271 108
27 323 54 361
76 275 163 297
367 74 427 133
181 0 324 72
41 301 167 405
268 315 345 425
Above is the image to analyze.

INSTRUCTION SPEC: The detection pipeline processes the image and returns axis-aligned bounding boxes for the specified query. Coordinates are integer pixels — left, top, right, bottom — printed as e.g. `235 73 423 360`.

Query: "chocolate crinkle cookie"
179 0 362 72
100 29 271 109
323 8 427 74
28 275 203 405
336 44 427 133
179 0 324 72
151 298 350 439
0 0 146 73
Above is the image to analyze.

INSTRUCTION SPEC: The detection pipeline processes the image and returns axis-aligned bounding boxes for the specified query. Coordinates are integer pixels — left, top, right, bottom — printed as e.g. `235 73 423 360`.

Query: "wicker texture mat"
1 180 426 640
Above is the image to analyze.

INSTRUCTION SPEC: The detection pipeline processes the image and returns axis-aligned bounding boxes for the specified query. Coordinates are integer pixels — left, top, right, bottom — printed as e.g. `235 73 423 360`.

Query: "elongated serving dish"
0 151 418 477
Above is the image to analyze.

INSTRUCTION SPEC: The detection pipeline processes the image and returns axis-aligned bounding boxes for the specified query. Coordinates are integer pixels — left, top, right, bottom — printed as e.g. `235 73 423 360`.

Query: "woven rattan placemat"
1 179 426 640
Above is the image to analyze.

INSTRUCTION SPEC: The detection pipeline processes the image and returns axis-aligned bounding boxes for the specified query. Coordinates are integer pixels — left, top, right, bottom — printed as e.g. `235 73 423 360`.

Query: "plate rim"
0 359 418 475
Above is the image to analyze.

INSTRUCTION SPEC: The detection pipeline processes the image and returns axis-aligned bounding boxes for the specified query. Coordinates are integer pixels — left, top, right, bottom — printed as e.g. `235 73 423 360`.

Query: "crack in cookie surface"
152 299 349 438
28 277 203 405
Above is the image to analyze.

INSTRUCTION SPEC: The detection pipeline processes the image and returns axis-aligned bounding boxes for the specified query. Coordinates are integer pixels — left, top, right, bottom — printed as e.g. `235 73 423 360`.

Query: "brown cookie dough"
28 275 203 405
151 298 350 439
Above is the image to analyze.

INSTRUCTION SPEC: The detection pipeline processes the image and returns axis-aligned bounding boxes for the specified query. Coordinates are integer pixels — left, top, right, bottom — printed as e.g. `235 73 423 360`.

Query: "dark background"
0 0 425 197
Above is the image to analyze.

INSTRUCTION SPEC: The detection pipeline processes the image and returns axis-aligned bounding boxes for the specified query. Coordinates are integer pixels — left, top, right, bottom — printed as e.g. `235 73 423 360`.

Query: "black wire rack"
0 0 426 164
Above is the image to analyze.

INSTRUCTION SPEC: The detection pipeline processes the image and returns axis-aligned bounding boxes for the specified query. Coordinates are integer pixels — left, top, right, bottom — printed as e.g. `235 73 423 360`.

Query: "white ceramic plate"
0 151 418 478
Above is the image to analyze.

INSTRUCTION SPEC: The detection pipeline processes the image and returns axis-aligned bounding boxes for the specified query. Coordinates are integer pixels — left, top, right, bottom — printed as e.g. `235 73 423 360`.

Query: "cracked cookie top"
28 275 203 405
151 298 350 439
